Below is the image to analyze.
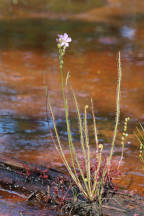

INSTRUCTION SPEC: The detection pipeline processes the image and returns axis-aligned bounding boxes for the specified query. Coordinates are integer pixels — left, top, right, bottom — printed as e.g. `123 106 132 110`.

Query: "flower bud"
57 44 61 49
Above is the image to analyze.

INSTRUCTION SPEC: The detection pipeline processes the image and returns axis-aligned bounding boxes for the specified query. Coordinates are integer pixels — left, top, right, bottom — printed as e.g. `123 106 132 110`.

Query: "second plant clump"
136 123 144 165
47 33 129 214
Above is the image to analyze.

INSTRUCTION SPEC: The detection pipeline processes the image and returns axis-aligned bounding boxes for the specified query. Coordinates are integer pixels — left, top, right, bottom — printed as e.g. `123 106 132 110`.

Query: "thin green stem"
72 89 88 178
91 98 99 153
108 52 121 166
84 105 91 196
59 54 78 179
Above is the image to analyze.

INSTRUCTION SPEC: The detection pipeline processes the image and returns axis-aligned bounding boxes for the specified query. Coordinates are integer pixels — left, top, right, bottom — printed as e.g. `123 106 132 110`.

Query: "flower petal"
66 37 72 43
57 34 62 38
65 43 69 47
63 33 68 39
60 41 65 47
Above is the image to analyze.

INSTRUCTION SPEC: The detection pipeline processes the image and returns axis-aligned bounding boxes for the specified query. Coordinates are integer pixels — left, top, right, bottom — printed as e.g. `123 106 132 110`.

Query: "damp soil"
0 157 144 216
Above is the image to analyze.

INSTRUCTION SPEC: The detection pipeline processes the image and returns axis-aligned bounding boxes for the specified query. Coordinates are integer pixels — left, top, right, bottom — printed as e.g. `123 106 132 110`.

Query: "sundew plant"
47 33 129 206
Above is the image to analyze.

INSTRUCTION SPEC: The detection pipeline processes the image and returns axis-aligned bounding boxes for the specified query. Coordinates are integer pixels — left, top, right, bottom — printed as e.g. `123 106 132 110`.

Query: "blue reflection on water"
120 25 136 40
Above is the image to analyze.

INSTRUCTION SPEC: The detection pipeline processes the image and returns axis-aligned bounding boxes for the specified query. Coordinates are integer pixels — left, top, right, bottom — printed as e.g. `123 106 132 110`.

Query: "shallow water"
0 0 144 215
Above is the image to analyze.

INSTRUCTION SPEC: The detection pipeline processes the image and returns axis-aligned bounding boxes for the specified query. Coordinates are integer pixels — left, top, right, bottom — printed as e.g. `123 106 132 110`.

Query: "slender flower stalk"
56 33 91 197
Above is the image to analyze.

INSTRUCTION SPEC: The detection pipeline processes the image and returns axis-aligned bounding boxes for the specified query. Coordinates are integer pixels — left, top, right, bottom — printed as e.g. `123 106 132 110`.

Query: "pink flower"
56 33 72 48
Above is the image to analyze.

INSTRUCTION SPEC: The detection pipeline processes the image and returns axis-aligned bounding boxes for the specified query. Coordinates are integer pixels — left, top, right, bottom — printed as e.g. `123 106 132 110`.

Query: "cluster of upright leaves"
47 33 128 205
136 123 144 165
